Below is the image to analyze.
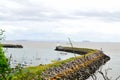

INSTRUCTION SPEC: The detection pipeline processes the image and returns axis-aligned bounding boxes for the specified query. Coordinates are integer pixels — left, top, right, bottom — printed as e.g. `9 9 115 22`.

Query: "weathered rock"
42 50 110 80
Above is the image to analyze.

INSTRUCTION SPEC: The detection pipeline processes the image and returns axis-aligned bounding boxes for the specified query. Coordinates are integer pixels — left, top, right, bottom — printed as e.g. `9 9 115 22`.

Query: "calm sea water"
2 41 120 80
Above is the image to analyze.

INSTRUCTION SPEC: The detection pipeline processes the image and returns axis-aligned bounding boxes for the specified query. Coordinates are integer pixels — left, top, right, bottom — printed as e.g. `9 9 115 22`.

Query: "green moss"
55 46 97 55
63 47 95 52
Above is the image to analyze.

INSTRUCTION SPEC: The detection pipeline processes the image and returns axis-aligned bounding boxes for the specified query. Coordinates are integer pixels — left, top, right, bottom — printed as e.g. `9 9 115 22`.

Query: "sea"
2 41 120 80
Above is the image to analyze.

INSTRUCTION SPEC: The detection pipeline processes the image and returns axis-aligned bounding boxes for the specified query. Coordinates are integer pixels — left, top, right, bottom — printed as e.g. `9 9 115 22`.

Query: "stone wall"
42 51 110 80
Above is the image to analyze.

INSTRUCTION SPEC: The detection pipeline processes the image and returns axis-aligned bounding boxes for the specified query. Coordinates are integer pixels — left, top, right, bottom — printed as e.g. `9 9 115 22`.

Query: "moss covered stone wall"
42 51 110 80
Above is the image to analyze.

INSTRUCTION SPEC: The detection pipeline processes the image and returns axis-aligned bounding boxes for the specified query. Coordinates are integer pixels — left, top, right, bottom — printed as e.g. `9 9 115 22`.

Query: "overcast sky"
0 0 120 42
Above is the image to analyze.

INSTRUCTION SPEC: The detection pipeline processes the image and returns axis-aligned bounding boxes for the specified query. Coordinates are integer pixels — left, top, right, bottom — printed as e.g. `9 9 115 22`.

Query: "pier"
41 46 110 80
55 46 95 55
1 44 23 48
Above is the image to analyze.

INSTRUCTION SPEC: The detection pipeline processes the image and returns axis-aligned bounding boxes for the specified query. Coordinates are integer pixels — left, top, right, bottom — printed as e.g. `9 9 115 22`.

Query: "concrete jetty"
55 46 95 55
1 44 23 48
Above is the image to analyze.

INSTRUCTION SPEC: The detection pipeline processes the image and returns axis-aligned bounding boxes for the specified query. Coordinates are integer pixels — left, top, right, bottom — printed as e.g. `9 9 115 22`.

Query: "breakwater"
1 44 23 48
41 47 110 80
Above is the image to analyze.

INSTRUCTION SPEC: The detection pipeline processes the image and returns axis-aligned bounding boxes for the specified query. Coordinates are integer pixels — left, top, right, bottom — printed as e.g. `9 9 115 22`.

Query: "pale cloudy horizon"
1 0 120 42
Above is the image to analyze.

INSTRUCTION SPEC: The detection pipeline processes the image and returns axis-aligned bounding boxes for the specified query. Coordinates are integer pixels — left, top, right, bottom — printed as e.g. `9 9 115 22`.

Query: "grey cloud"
0 0 49 21
0 0 77 22
74 11 120 22
1 0 120 22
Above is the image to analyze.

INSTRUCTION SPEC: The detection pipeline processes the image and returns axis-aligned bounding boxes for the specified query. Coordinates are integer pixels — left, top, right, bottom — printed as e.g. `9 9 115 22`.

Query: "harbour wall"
42 50 110 80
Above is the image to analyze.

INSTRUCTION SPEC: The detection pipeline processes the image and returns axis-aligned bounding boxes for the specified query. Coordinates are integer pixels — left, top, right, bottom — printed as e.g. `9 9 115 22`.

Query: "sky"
0 0 120 42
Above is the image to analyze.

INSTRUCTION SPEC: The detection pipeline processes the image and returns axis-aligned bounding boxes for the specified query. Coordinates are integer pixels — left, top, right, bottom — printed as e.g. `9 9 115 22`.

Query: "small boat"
35 58 41 60
60 52 67 55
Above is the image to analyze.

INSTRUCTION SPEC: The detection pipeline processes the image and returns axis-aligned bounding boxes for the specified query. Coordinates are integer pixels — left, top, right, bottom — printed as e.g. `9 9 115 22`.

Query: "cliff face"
42 47 110 80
